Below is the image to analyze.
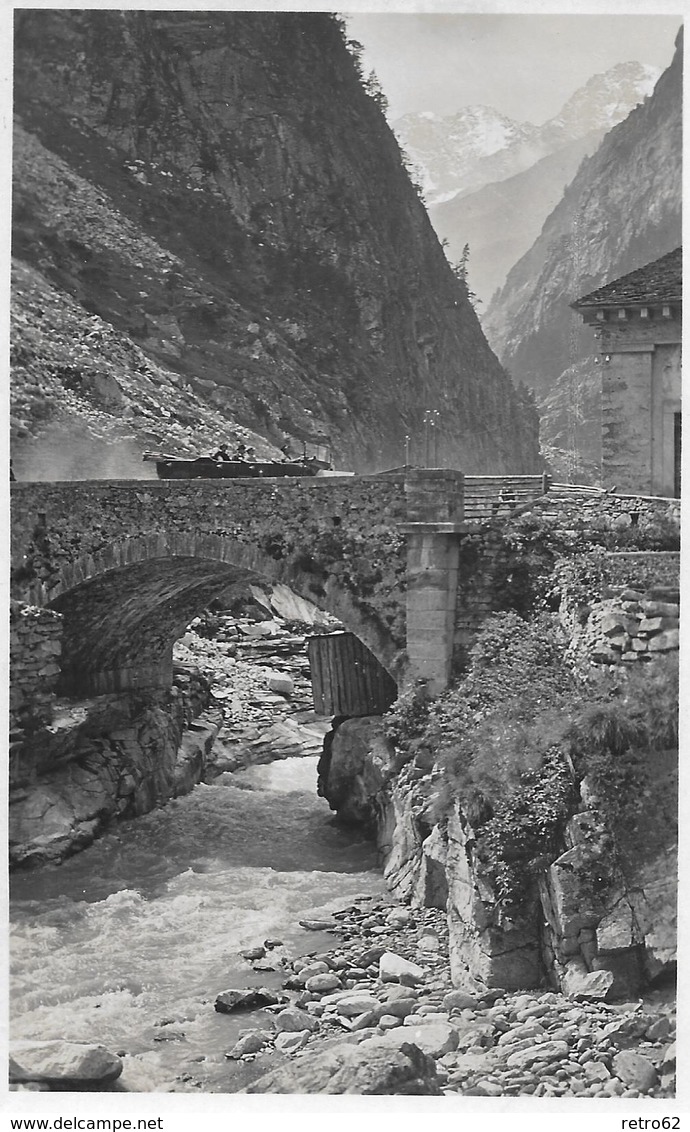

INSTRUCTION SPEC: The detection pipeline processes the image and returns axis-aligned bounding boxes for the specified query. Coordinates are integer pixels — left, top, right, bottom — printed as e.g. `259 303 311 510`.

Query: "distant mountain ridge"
483 36 681 395
430 131 605 307
482 30 681 480
394 61 660 206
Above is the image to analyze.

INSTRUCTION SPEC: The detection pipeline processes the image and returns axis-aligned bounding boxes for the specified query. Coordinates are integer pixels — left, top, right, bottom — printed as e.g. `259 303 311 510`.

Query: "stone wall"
453 529 500 671
10 601 63 734
452 497 680 672
561 551 680 669
568 586 679 668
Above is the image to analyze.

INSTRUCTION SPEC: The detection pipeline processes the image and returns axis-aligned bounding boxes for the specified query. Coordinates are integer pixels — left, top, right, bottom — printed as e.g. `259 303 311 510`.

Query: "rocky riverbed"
174 597 336 773
11 892 676 1096
226 898 676 1097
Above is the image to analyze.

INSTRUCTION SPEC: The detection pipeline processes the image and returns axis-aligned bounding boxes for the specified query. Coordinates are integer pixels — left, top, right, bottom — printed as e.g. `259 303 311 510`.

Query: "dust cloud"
12 421 157 482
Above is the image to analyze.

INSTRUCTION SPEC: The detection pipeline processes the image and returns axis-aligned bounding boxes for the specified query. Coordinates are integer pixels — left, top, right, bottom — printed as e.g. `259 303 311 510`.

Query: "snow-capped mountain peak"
393 61 662 205
544 61 660 137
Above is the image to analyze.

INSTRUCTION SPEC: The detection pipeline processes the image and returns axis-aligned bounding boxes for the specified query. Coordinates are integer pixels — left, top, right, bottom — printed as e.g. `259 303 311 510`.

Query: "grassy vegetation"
384 610 679 906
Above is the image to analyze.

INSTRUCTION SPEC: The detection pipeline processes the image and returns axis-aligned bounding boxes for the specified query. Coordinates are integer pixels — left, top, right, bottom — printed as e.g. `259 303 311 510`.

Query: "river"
9 757 386 1092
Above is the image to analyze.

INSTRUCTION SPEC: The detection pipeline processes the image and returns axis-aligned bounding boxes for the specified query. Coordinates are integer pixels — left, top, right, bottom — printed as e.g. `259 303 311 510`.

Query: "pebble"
274 1008 319 1034
226 1032 267 1059
379 952 426 984
274 1030 309 1054
304 973 341 994
335 995 381 1018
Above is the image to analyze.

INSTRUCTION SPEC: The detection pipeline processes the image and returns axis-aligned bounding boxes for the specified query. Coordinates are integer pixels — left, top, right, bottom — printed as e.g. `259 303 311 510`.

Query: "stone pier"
401 468 465 695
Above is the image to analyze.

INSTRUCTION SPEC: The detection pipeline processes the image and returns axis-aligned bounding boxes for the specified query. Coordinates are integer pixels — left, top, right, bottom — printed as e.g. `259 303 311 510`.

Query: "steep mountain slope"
483 32 681 398
429 132 605 307
394 62 659 207
11 11 540 477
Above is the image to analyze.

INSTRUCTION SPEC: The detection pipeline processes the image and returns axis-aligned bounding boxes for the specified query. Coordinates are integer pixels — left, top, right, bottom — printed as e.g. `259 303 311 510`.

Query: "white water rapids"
10 757 386 1092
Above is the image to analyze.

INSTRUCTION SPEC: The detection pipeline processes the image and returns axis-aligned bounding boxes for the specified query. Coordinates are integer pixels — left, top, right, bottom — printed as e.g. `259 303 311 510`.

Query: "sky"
345 12 681 124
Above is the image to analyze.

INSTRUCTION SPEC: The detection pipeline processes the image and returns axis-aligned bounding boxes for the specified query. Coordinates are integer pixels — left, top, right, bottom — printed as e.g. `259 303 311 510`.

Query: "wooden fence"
462 473 551 522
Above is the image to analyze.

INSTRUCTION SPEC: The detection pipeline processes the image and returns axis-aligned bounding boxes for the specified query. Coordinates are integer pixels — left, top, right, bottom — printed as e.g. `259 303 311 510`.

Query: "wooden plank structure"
462 473 551 521
307 632 398 717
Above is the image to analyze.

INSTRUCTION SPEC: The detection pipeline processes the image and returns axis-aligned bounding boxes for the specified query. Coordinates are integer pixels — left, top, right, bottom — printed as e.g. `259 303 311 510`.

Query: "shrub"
567 654 679 833
383 680 432 759
476 749 576 904
412 612 674 906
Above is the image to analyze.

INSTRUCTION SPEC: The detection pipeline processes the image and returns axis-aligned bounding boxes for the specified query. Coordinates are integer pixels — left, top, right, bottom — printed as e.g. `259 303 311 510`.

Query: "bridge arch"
27 532 402 697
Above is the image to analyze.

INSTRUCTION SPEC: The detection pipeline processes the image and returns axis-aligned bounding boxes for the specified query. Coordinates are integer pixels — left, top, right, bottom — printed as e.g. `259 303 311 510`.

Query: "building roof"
574 247 682 310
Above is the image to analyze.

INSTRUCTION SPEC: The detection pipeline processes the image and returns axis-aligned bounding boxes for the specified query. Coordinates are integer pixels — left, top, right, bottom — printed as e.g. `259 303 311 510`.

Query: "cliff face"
483 30 681 398
12 11 539 475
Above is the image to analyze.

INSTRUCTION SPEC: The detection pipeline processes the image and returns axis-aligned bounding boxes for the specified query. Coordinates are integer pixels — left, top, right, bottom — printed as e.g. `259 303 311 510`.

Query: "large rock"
379 780 428 901
596 900 637 951
627 847 678 982
266 671 294 696
304 973 341 993
274 1007 319 1034
363 1023 459 1059
321 716 396 826
613 1050 659 1093
379 952 426 985
226 1032 269 1059
505 1039 569 1069
542 840 611 940
335 994 382 1018
274 1031 310 1054
10 698 217 867
561 958 614 1001
245 1037 442 1094
445 805 542 989
10 1041 123 1088
214 987 282 1012
414 824 449 909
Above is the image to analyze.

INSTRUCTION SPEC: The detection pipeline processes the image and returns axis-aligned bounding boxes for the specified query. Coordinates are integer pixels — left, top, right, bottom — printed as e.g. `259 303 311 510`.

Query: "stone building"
574 247 682 497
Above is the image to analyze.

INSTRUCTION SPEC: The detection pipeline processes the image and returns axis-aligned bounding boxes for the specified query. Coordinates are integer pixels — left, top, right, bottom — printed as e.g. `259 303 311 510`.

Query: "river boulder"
245 1038 443 1094
10 1040 123 1089
214 987 283 1012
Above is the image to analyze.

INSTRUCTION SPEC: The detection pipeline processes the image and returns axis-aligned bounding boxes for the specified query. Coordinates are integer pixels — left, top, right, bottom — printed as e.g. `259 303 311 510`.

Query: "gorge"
9 10 679 1102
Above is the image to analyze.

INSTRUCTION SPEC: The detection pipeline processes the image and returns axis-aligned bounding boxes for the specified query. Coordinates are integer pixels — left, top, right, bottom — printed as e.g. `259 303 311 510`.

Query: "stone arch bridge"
13 469 504 702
